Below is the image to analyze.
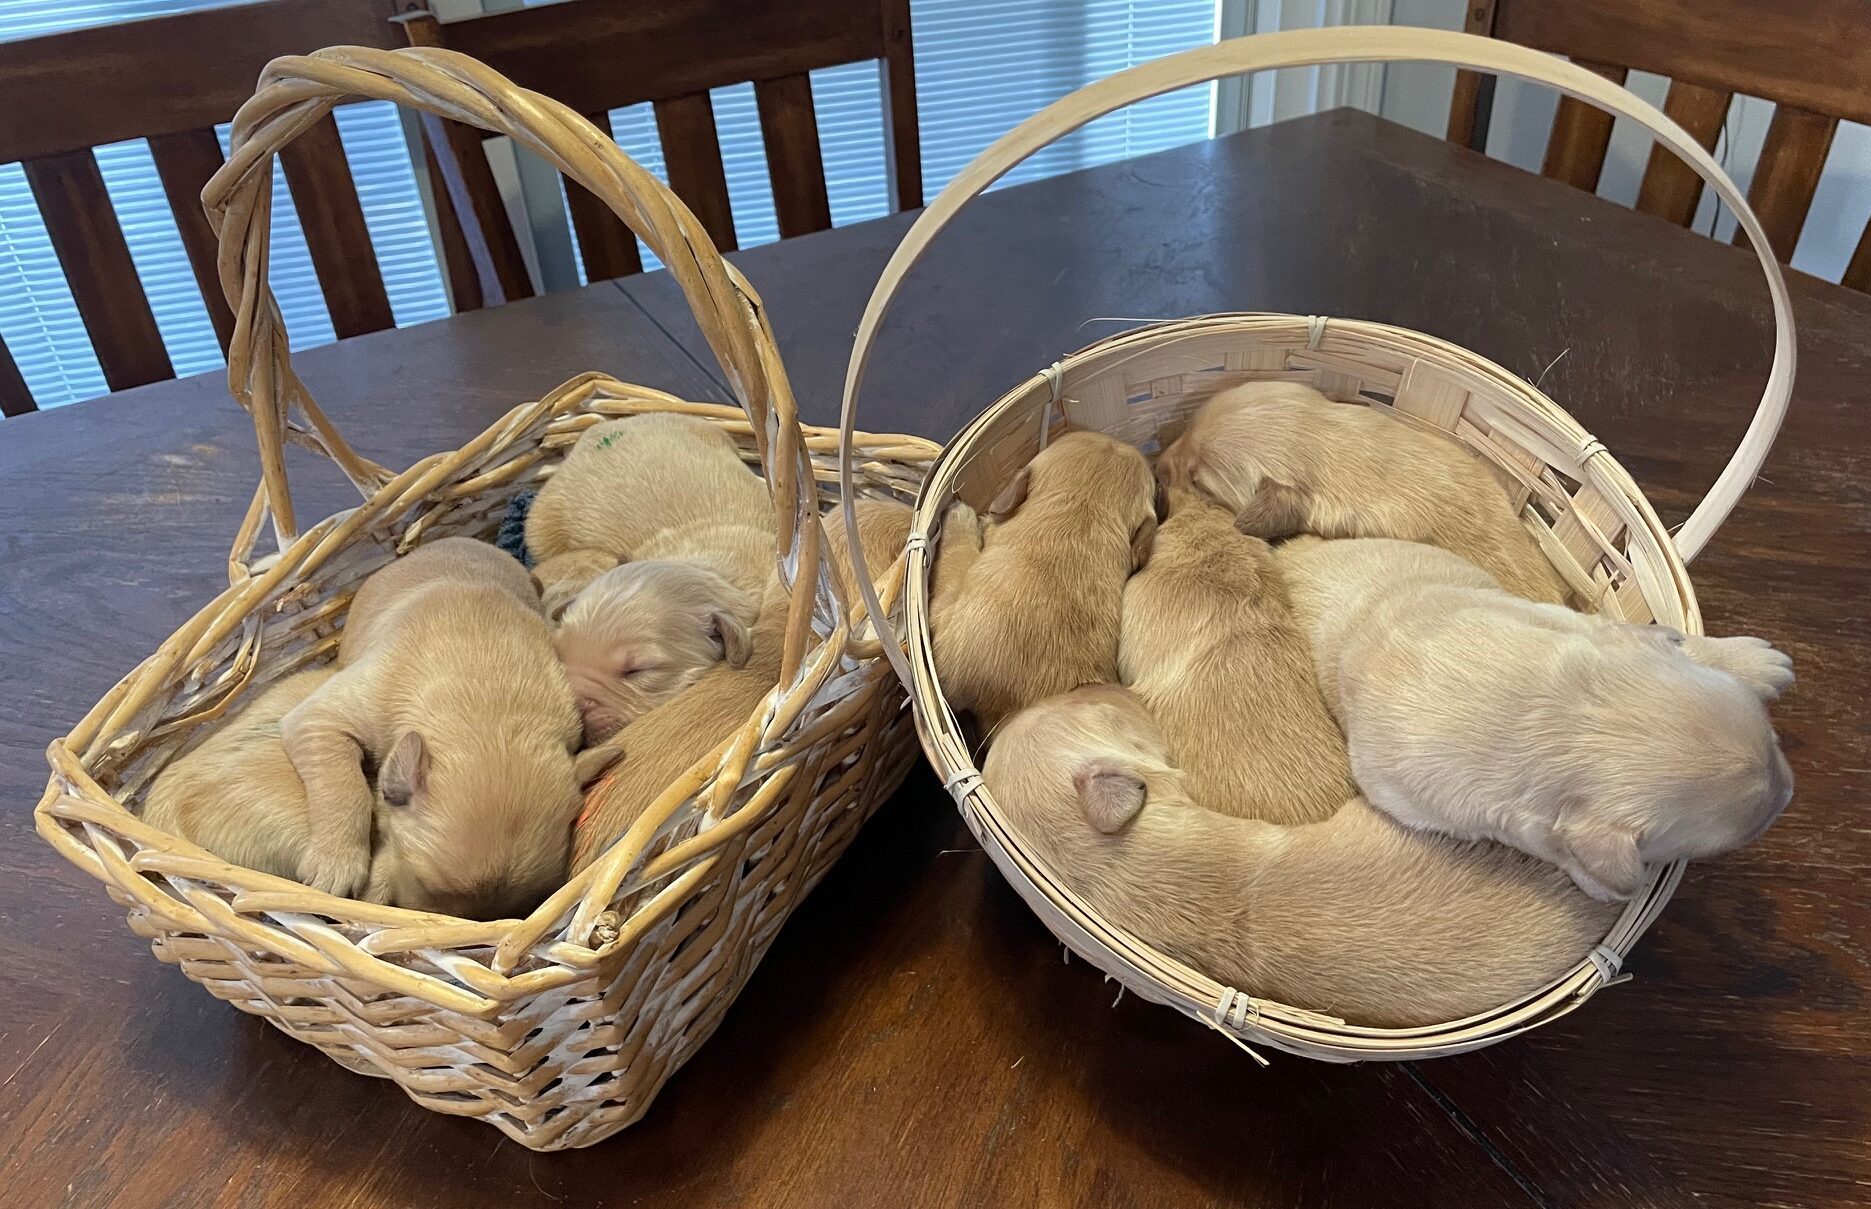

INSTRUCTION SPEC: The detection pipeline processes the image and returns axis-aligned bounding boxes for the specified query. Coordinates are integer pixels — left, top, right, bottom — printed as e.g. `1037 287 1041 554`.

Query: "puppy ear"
542 584 579 624
1129 513 1157 570
1074 764 1147 834
711 610 752 667
1231 475 1307 540
987 467 1031 523
381 731 428 807
1152 473 1170 521
1559 814 1646 902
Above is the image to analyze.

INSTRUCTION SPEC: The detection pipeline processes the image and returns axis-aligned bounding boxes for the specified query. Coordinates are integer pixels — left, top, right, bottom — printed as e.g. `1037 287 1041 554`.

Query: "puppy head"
370 728 582 919
1563 640 1794 899
994 684 1187 835
993 432 1158 568
554 561 756 744
1158 384 1317 538
531 549 621 621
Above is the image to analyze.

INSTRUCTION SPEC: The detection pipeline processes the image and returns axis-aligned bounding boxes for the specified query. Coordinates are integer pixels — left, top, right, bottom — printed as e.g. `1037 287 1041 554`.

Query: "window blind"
0 0 449 409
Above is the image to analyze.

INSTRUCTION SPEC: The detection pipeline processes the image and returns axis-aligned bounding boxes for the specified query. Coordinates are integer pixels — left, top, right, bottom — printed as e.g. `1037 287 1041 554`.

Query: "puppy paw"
941 501 983 547
1682 634 1795 701
298 846 372 900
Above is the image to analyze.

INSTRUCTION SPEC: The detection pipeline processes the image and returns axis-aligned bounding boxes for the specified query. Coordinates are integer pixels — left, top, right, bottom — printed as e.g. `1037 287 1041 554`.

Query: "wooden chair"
1449 0 1871 292
399 0 922 307
0 0 412 414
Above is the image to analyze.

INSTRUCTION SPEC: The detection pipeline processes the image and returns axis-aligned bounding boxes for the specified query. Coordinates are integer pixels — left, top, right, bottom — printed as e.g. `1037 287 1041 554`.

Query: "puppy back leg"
281 676 381 899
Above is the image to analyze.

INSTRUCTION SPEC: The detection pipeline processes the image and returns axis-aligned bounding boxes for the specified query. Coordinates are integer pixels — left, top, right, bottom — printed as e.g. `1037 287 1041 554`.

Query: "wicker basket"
33 47 939 1150
837 28 1796 1063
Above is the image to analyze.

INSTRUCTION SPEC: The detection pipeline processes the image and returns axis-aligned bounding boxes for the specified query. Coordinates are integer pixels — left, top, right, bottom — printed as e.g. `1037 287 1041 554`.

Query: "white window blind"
570 0 1219 276
0 0 449 409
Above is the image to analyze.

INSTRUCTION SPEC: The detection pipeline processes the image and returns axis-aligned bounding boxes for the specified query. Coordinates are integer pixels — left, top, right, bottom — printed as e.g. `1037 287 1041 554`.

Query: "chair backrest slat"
1450 0 1871 293
277 114 396 339
565 110 645 282
22 150 173 392
395 8 534 307
1738 105 1838 262
148 127 238 350
1538 60 1625 192
1633 81 1731 228
653 92 739 253
755 73 833 239
879 0 922 210
0 336 34 417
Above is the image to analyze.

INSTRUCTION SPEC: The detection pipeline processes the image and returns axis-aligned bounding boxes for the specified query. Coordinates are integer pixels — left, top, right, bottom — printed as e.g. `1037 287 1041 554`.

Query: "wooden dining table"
1 108 1865 1208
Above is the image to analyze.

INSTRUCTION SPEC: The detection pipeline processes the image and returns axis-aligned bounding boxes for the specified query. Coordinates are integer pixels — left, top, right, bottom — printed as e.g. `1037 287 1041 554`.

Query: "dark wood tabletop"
2 108 1866 1209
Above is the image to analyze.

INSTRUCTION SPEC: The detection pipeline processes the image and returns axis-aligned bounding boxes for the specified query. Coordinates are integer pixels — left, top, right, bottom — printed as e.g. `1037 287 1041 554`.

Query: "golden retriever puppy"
283 537 583 918
525 414 771 592
984 685 1615 1028
554 560 758 745
1280 537 1795 902
1158 381 1570 604
144 670 336 877
1118 492 1352 824
571 500 913 872
931 432 1159 735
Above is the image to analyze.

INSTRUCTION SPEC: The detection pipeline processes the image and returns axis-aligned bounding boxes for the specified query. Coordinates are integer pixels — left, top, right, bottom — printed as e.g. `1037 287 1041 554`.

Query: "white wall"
1371 0 1870 284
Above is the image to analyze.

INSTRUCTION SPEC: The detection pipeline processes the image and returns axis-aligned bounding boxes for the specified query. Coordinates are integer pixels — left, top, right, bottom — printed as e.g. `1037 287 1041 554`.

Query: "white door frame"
1214 0 1395 133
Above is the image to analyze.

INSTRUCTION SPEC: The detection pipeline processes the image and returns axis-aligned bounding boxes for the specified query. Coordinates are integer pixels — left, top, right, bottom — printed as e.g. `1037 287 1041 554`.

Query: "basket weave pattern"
34 47 938 1150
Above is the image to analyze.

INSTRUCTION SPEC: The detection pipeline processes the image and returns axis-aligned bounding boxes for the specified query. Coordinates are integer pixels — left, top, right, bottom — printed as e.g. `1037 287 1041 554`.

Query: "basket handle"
205 46 825 660
837 26 1796 687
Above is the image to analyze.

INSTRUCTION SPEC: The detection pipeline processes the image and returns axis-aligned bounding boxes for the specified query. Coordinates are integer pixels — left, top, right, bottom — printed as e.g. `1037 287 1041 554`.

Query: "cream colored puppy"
554 559 758 745
525 413 771 587
144 670 336 877
1158 381 1570 604
1280 537 1795 902
571 500 912 871
1118 492 1352 824
283 537 583 918
985 685 1614 1028
931 432 1159 735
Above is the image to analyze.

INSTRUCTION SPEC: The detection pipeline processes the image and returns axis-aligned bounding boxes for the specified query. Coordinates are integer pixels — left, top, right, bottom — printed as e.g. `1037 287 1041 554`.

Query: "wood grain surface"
2 110 1865 1208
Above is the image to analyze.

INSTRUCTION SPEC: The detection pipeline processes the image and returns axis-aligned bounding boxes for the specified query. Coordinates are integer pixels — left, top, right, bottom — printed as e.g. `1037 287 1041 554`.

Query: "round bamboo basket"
33 46 938 1149
837 28 1796 1062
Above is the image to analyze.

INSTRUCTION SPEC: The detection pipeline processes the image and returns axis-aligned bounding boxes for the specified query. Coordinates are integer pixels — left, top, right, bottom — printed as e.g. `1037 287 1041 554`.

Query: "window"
0 0 449 408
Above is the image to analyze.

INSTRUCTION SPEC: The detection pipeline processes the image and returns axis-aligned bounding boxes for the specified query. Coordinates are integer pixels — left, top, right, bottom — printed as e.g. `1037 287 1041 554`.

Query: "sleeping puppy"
985 685 1614 1029
931 432 1159 735
1279 536 1795 902
283 537 583 918
553 558 759 746
526 413 772 599
570 499 913 872
1158 381 1571 604
1118 491 1352 824
144 670 339 878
